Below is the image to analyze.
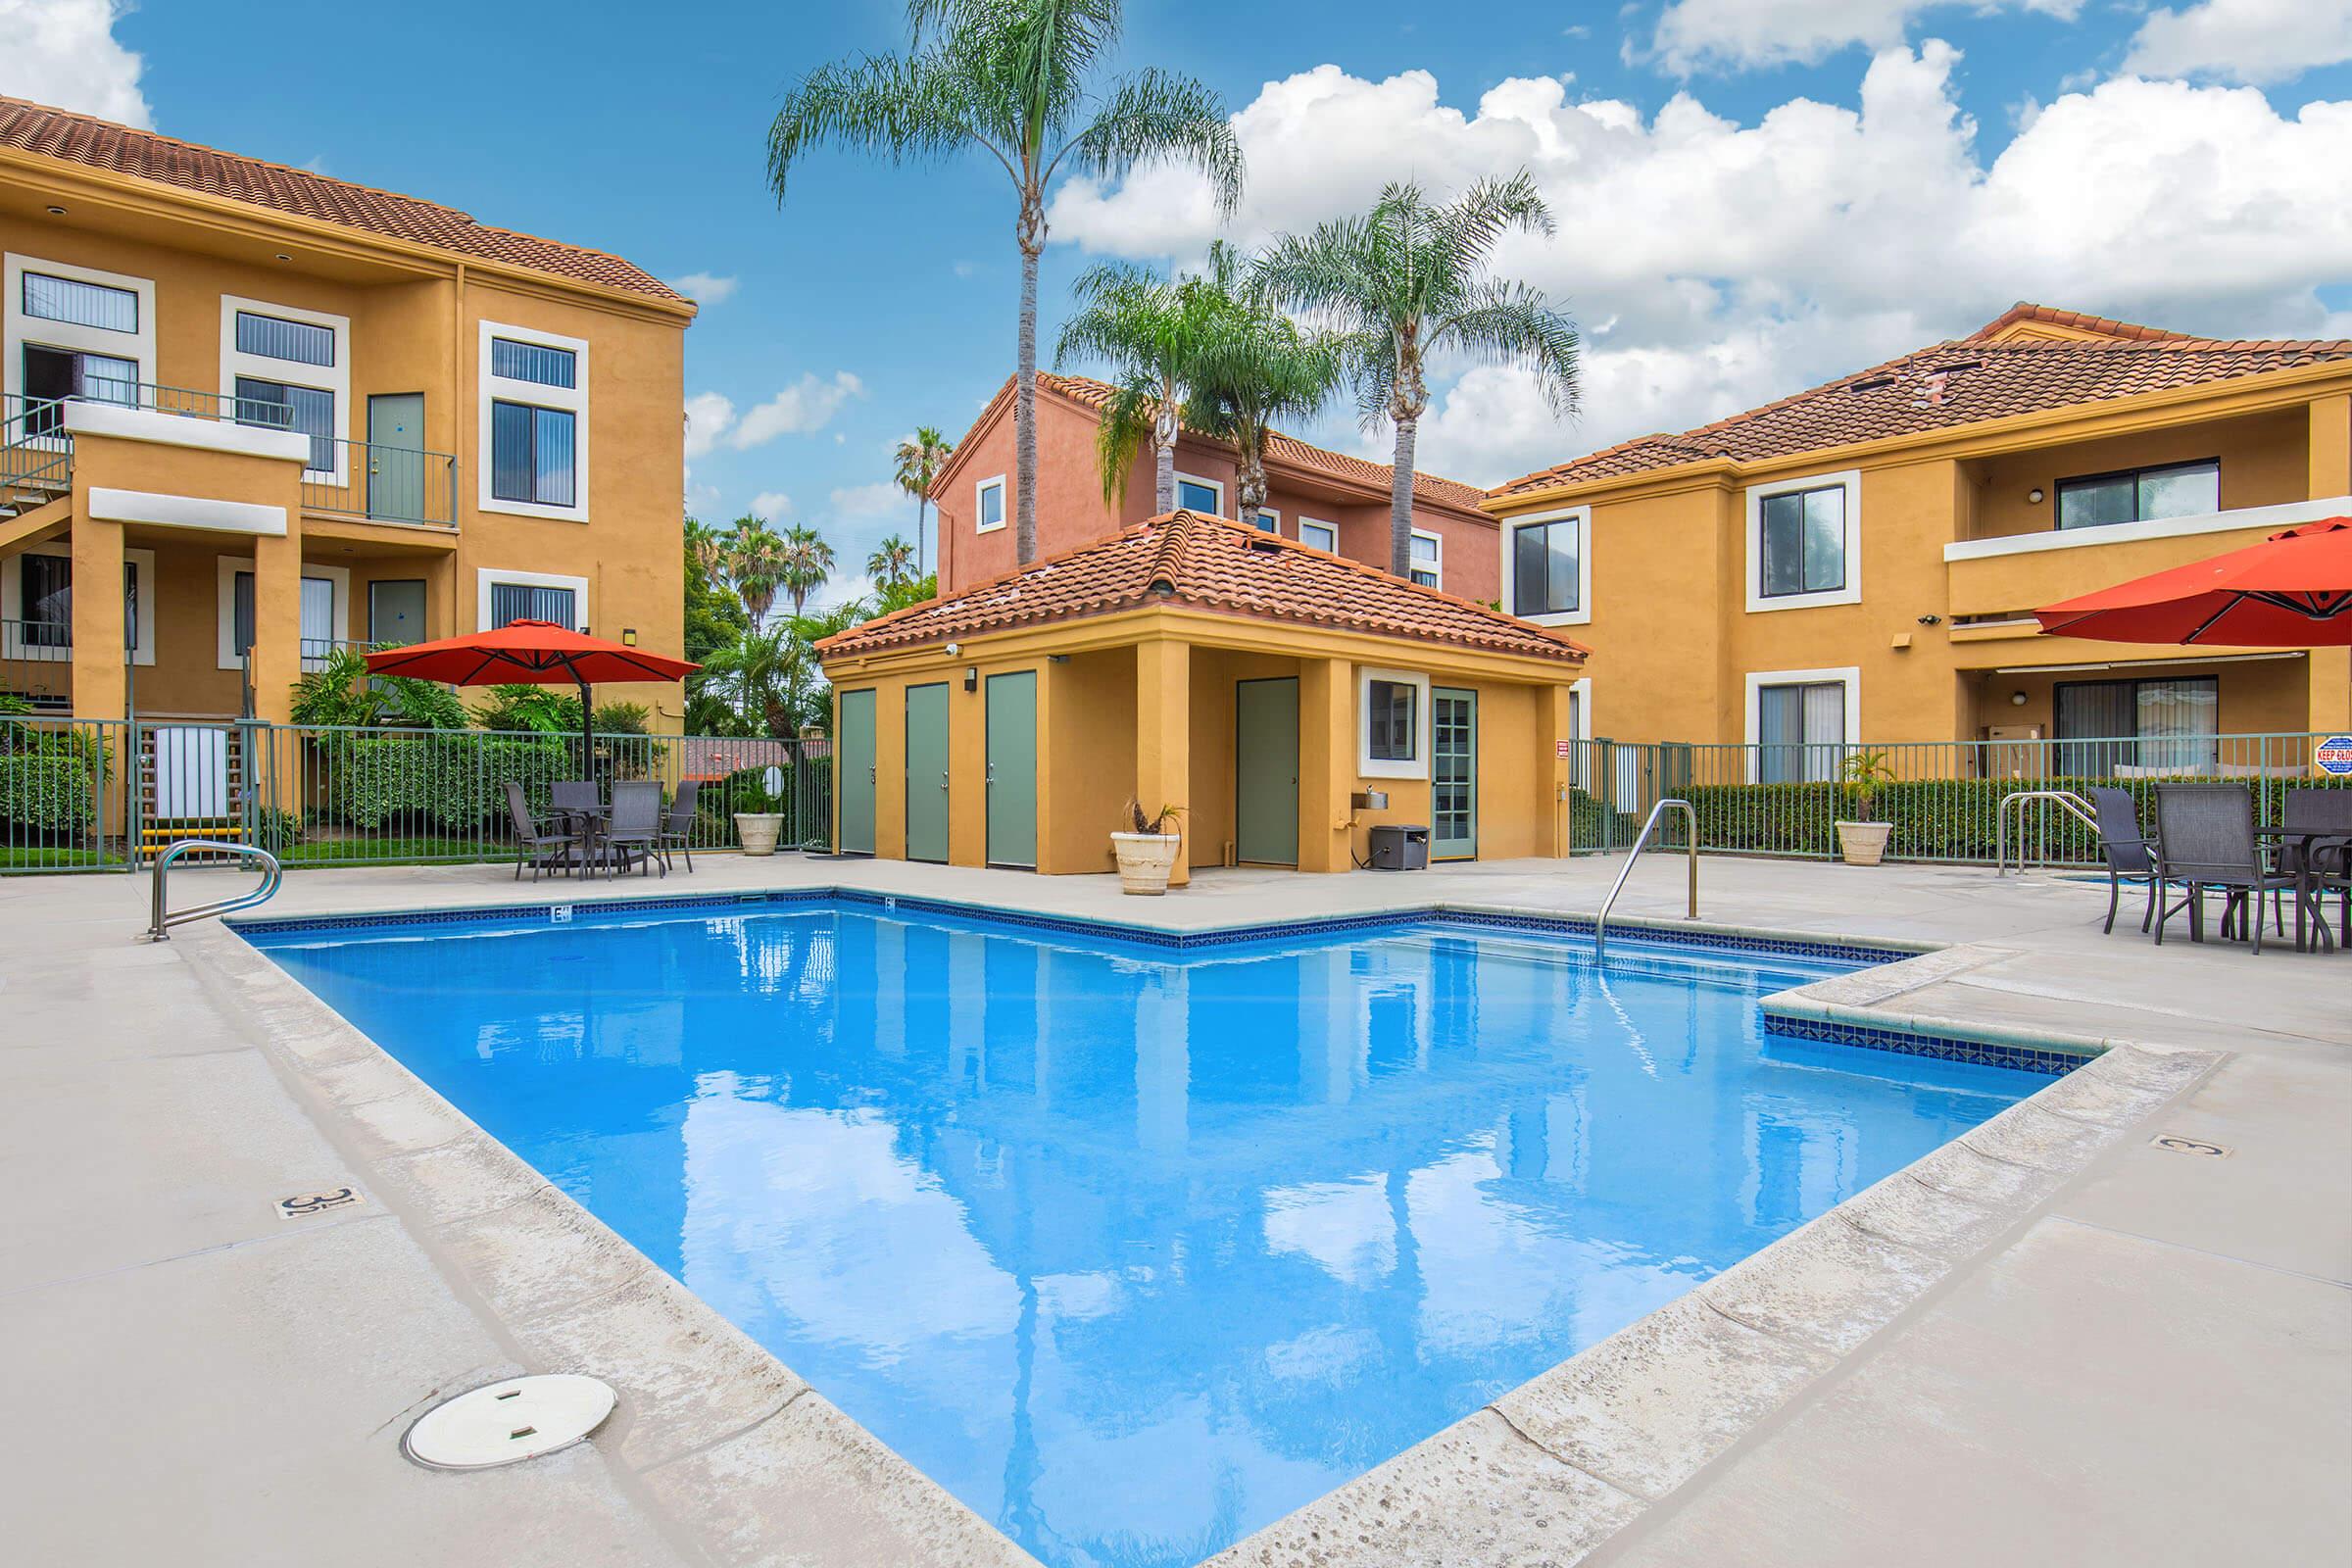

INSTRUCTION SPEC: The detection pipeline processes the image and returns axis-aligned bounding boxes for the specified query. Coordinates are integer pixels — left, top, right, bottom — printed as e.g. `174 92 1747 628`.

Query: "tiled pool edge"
207 881 2220 1568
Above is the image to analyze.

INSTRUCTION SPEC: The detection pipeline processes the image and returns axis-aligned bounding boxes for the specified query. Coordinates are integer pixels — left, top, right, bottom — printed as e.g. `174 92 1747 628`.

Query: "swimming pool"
246 896 2042 1568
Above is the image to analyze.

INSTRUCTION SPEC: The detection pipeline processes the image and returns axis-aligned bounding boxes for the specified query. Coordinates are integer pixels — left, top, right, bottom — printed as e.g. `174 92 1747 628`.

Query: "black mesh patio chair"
504 782 575 882
2088 786 2161 936
658 779 701 872
2280 787 2352 949
602 780 663 878
2152 784 2305 954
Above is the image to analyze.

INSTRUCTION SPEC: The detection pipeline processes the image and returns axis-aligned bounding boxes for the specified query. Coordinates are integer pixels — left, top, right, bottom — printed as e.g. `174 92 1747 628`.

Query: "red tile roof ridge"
1965 301 2190 344
0 95 684 303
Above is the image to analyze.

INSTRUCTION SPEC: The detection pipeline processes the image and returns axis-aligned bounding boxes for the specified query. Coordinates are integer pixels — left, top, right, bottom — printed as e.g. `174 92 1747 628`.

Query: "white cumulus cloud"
731 372 865 449
0 0 151 126
670 270 740 305
1048 48 2352 487
683 391 735 459
2122 0 2352 86
1647 0 2080 74
828 480 906 519
749 490 795 521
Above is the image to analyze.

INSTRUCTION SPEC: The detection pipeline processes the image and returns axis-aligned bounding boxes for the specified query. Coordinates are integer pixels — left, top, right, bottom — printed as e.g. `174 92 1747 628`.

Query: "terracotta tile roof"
1965 302 2191 345
0 97 684 303
818 510 1586 664
1032 371 1491 514
1491 306 2352 499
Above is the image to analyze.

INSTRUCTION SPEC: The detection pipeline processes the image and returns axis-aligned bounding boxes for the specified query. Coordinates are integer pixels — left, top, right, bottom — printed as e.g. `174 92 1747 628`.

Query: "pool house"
814 510 1591 884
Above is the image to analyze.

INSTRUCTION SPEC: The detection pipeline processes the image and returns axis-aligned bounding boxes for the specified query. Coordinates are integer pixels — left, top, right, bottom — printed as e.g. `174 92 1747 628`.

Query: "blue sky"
11 0 2350 606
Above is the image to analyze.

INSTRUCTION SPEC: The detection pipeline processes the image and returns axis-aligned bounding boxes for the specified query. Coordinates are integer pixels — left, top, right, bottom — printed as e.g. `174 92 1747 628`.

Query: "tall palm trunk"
1153 394 1178 514
1389 416 1418 577
916 495 929 575
1015 199 1044 564
1237 429 1268 527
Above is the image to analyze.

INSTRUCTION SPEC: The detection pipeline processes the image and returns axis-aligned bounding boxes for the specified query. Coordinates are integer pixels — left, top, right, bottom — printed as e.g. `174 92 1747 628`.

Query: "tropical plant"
683 514 753 732
866 534 919 596
1839 749 1898 822
1185 241 1345 528
875 570 938 615
287 647 468 730
696 621 813 739
724 515 788 625
1055 260 1222 513
767 0 1245 564
893 426 955 574
1123 798 1184 837
777 523 837 619
1257 172 1580 576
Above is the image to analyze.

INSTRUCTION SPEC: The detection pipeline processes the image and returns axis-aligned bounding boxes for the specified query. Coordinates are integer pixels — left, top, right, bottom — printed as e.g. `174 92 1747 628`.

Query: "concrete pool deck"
2 852 2345 1565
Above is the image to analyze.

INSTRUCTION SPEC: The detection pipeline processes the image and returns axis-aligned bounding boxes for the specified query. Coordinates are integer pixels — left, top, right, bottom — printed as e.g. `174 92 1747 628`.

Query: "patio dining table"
2256 826 2350 955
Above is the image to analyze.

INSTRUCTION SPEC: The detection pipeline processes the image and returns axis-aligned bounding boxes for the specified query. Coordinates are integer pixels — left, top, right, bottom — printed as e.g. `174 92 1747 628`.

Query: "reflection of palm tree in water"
999 1268 1054 1558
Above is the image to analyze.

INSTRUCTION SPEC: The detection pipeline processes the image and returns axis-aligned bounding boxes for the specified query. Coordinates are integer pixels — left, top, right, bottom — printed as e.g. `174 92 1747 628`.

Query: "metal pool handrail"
146 840 281 941
1995 789 2100 876
1594 798 1697 962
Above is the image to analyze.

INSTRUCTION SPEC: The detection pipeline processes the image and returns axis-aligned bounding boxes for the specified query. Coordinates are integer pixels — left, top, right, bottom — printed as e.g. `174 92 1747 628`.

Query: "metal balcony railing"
301 436 460 527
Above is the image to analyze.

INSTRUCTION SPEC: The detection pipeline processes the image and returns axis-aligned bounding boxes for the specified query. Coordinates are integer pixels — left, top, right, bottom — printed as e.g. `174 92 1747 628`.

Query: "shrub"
0 752 99 833
289 648 467 729
323 733 571 832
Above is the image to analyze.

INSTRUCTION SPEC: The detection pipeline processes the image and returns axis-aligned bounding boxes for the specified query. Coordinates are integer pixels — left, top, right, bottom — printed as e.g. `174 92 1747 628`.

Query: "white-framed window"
2055 460 2220 532
477 320 588 521
1745 469 1861 612
477 567 588 632
1358 665 1431 780
1298 516 1338 553
1503 505 1591 625
4 254 154 429
1 541 158 665
974 473 1006 534
214 556 349 669
1408 528 1442 589
1175 472 1223 515
1251 506 1280 534
220 295 349 482
1743 666 1860 784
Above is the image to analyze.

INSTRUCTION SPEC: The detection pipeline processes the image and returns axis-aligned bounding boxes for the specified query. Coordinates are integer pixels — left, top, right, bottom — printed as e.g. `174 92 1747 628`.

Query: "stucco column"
1296 656 1353 873
2311 395 2351 499
68 516 127 719
2311 649 2351 734
245 532 303 725
1541 683 1577 856
1135 635 1192 887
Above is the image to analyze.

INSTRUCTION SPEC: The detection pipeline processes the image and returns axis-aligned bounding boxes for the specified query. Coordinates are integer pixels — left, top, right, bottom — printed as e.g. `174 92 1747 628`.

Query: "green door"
1235 676 1299 865
367 394 426 522
368 579 425 646
1433 687 1477 860
904 682 951 863
986 670 1037 867
838 688 876 855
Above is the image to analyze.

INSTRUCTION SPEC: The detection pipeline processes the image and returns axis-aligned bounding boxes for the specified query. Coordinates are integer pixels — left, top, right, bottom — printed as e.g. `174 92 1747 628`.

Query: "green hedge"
1679 774 2352 861
0 753 100 834
322 734 573 832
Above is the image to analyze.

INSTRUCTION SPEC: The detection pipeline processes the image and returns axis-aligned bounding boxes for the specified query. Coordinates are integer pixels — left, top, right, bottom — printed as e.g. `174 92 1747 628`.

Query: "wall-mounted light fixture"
44 205 66 217
1916 613 1941 626
963 666 978 692
2028 487 2046 505
274 253 293 263
621 627 638 647
945 642 961 658
2011 690 2029 707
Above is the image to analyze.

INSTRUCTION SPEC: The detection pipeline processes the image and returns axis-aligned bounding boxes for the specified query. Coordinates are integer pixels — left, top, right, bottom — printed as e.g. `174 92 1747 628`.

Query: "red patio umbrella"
363 620 699 764
2034 517 2352 646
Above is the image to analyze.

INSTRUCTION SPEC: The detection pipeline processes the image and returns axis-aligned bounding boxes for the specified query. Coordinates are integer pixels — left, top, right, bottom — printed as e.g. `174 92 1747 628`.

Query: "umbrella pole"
575 676 595 783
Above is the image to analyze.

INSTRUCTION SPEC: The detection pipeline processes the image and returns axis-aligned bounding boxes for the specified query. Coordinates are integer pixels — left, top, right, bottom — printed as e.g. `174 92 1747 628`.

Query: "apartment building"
0 98 691 728
936 371 1499 602
1484 304 2352 774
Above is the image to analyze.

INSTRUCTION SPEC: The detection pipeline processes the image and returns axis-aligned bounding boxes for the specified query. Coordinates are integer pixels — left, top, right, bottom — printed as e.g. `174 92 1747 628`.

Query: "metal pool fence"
0 717 835 874
1562 731 2348 866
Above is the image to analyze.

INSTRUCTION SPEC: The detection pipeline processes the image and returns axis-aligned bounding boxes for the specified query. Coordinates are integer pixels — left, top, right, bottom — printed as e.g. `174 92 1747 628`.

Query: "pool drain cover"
402 1375 616 1470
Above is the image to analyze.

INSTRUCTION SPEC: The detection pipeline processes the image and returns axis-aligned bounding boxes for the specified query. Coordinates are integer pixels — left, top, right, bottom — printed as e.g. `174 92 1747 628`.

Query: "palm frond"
767 48 1016 203
1432 277 1581 418
1057 69 1243 215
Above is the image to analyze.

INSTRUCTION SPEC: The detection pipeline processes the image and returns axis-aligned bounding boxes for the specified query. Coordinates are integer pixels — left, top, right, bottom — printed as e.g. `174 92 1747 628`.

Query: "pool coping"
206 880 2223 1568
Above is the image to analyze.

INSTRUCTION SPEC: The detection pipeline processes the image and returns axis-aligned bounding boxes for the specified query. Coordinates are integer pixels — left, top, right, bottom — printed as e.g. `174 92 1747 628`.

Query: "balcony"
2 385 458 529
1941 494 2352 622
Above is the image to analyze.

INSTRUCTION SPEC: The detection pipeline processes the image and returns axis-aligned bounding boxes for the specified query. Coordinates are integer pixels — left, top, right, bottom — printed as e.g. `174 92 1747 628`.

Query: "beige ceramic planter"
733 813 785 857
1835 819 1892 866
1111 831 1181 895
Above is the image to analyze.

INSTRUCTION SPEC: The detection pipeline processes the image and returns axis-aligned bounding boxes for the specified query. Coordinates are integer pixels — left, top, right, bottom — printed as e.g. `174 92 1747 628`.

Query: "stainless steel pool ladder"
145 840 282 941
1994 789 2099 876
1593 798 1696 962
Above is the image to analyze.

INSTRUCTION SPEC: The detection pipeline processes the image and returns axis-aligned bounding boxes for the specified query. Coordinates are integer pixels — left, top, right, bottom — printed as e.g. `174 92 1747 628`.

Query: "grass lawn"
278 837 510 866
0 846 123 871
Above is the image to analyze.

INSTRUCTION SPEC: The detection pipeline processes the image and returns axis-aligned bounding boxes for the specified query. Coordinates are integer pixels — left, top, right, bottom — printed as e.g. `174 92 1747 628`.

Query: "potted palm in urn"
732 766 788 857
1834 750 1897 866
1112 800 1185 895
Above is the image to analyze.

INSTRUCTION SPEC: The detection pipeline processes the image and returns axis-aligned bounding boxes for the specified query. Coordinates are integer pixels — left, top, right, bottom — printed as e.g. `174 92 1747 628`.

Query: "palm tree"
767 0 1245 564
1186 242 1345 529
1054 261 1225 513
893 426 954 574
1258 172 1580 577
725 516 787 625
777 523 837 619
697 621 807 737
867 534 918 594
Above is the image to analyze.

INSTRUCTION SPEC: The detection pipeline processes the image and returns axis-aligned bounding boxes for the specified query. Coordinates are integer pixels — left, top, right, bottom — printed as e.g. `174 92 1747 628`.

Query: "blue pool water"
247 899 2039 1568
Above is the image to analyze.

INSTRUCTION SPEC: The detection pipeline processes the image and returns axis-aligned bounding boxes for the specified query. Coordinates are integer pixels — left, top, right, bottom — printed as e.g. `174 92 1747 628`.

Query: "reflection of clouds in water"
1037 1271 1123 1322
1262 1324 1380 1385
680 1089 1019 1362
1261 1174 1396 1288
1408 1142 1697 1357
